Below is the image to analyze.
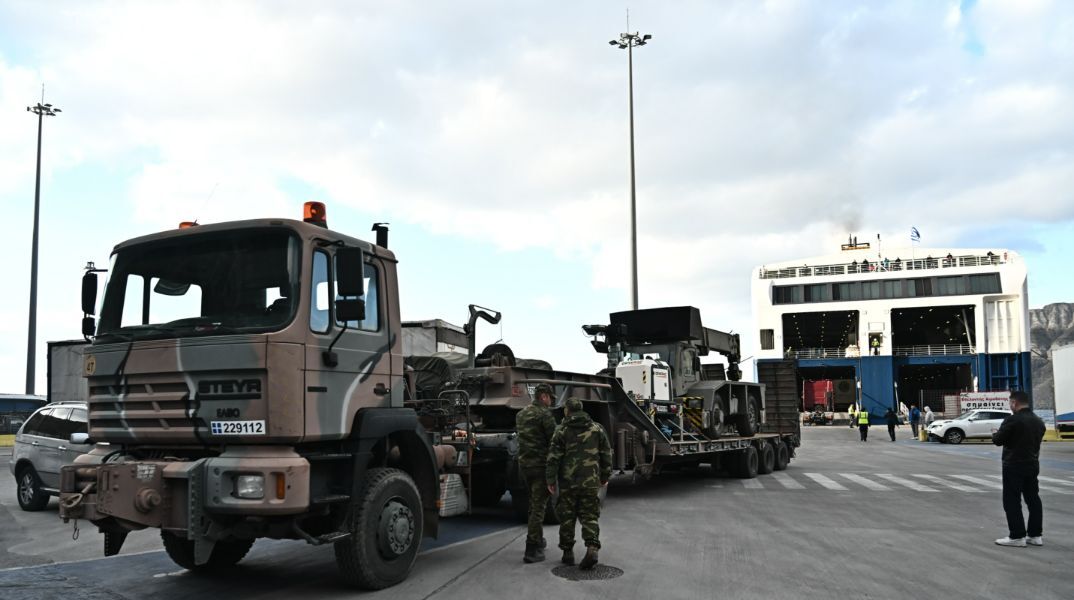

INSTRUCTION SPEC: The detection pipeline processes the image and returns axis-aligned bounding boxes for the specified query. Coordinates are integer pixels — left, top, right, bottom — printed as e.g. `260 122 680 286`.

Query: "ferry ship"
751 240 1031 418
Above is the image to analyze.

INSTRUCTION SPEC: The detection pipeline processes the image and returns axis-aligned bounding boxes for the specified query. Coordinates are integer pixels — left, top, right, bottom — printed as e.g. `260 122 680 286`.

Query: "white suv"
9 402 91 511
927 409 1012 444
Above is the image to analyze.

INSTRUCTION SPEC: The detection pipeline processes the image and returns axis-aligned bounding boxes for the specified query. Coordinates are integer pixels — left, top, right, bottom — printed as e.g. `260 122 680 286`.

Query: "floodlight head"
642 34 652 41
53 108 61 113
609 40 618 45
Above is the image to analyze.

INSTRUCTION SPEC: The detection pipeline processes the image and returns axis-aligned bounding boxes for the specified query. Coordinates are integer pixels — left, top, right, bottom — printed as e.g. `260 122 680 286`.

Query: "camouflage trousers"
555 487 601 550
524 469 550 545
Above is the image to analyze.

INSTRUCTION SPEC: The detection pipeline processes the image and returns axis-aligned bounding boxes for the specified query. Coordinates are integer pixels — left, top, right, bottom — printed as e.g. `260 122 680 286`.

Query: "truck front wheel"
160 531 254 571
334 467 423 590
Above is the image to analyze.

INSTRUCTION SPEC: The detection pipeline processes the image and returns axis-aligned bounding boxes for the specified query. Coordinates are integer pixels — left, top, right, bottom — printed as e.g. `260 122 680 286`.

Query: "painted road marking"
950 475 1002 489
876 473 939 492
1036 475 1074 487
984 474 1074 495
771 472 805 489
912 474 984 493
840 473 891 491
740 479 764 489
802 473 848 490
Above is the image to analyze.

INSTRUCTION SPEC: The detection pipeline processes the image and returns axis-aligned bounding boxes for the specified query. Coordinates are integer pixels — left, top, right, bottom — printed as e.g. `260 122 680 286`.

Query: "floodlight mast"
608 31 650 310
25 99 61 395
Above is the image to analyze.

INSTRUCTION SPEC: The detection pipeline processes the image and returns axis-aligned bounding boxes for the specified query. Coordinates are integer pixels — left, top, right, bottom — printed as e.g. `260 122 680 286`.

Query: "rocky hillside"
1030 302 1074 409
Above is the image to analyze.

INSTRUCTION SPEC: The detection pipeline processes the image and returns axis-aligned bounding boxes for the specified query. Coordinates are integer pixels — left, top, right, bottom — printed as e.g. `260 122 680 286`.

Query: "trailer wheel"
731 447 759 479
758 443 775 475
161 532 255 571
334 467 423 590
773 442 790 471
733 395 761 437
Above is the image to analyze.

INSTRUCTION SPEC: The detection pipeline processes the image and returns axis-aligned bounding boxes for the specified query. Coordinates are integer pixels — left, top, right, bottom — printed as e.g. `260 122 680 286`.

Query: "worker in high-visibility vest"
858 407 871 442
848 404 858 429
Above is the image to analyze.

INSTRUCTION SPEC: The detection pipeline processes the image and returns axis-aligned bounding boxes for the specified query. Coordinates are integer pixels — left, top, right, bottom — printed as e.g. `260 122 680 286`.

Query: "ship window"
805 284 829 302
969 274 1001 294
883 280 902 298
862 281 881 300
760 329 775 350
914 278 932 297
936 276 965 296
773 286 802 304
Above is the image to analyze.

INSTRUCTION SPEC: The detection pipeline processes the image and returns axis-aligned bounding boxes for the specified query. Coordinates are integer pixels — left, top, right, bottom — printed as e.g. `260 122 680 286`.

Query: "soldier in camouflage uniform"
546 397 612 570
515 383 557 563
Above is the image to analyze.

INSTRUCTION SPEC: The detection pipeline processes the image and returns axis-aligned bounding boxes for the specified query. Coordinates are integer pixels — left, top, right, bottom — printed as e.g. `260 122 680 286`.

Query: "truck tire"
731 447 759 479
773 442 790 471
334 467 423 590
733 396 760 437
160 532 255 571
757 443 775 475
16 465 50 511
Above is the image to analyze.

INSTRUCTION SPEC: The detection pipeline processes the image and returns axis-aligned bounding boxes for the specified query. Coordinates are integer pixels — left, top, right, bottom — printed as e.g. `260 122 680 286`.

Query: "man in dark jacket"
884 408 900 442
992 391 1046 547
515 383 557 562
546 398 612 570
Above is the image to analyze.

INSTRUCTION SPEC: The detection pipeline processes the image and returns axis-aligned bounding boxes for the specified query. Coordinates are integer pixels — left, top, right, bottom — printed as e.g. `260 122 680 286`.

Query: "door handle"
58 446 67 451
31 441 39 446
374 383 389 396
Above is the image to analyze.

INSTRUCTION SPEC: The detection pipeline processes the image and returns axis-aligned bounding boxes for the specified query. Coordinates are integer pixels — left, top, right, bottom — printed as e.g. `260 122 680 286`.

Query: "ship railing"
789 347 852 359
893 344 976 357
759 252 1007 280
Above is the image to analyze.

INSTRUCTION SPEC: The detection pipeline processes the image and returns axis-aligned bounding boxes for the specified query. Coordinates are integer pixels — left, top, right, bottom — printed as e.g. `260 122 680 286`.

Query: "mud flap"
104 530 128 557
187 459 217 566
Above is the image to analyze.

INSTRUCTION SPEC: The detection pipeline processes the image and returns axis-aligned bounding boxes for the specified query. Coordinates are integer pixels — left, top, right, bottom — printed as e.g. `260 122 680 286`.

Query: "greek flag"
910 227 921 242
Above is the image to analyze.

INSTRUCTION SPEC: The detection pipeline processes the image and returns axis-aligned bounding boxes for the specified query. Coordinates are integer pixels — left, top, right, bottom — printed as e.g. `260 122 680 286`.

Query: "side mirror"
69 432 90 445
336 298 366 323
81 271 98 315
82 316 96 337
336 247 366 297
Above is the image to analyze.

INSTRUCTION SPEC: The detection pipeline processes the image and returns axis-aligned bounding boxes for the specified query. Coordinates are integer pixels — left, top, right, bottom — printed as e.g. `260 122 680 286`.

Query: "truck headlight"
235 474 265 499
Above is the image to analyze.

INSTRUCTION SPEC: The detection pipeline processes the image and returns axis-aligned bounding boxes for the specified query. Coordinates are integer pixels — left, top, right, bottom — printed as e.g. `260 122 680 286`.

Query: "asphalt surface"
1 428 1072 599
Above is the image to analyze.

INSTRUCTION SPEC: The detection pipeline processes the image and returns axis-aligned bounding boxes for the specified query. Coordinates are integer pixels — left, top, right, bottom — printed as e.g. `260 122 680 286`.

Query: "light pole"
25 99 61 395
609 31 650 311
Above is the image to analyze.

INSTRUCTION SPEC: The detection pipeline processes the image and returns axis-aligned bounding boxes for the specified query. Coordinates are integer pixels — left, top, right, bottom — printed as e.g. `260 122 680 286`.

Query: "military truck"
59 205 442 590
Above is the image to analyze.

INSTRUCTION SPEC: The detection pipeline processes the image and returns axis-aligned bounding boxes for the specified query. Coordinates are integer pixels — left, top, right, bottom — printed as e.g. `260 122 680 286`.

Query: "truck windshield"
96 229 300 342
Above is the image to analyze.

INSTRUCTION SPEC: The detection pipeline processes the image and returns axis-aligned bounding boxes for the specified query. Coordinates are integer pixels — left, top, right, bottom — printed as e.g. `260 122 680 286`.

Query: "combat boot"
561 547 574 565
579 546 599 570
523 542 543 563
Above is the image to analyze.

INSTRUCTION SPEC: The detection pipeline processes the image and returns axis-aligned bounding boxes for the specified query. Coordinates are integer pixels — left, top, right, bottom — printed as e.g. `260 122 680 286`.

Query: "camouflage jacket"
515 401 556 471
545 412 612 490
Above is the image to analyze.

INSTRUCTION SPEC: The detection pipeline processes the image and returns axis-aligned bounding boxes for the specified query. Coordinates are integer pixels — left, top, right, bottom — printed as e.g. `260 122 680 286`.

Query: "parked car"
926 408 1012 444
9 401 92 511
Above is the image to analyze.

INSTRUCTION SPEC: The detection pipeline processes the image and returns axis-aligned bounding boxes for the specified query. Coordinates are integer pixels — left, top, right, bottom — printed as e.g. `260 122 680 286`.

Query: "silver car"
9 401 91 511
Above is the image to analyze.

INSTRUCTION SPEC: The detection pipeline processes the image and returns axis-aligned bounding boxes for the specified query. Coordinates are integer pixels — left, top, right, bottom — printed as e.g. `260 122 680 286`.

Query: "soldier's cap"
534 383 554 398
565 397 584 412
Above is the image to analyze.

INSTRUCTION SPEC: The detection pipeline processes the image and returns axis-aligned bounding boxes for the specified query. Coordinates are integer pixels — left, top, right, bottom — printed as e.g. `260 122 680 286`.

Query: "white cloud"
1 0 1073 390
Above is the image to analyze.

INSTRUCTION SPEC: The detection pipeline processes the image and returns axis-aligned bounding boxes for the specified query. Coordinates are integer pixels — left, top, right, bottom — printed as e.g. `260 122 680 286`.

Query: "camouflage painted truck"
59 204 445 589
405 306 802 520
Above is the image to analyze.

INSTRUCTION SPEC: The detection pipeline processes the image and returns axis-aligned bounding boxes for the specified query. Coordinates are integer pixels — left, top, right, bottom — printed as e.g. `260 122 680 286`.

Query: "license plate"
210 420 266 435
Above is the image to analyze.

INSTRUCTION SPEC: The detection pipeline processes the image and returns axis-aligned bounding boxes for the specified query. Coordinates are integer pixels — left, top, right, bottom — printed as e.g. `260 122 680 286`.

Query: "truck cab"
60 205 439 590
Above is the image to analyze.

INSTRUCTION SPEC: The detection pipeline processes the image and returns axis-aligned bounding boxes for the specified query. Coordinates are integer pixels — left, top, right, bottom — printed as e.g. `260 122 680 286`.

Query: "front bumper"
60 447 310 530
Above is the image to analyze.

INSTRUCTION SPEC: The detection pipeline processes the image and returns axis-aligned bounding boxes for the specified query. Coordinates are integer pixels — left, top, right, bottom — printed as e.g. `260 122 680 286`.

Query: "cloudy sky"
1 0 1072 394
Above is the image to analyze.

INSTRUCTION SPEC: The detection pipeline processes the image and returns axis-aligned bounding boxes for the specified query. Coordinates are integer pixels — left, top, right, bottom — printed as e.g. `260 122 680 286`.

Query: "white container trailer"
1053 345 1074 438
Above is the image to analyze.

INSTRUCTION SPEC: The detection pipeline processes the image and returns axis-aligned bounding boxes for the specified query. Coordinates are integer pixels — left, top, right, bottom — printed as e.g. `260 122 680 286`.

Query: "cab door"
304 249 394 440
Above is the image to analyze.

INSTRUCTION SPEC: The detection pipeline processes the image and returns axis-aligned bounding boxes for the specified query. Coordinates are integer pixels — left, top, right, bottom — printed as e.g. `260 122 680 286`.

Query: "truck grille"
88 377 200 442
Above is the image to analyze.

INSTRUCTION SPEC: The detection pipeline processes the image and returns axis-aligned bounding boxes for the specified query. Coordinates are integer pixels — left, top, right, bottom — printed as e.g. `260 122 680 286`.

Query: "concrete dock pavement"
1 427 1070 599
